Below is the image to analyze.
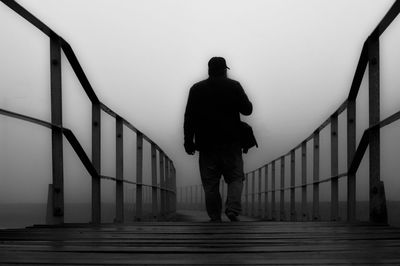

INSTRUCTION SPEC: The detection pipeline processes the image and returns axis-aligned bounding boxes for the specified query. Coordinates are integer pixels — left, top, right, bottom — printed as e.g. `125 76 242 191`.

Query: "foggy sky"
1 0 400 204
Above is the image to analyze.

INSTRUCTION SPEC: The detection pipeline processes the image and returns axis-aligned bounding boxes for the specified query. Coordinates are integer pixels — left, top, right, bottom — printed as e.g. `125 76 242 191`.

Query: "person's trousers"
199 144 244 220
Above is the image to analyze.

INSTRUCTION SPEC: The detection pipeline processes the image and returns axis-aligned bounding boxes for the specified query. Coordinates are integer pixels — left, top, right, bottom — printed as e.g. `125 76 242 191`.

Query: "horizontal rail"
0 108 174 194
100 175 175 193
0 0 164 156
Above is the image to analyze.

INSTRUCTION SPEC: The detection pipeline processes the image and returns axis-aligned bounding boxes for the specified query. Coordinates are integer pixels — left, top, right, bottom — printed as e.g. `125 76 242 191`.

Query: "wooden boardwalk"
1 212 400 265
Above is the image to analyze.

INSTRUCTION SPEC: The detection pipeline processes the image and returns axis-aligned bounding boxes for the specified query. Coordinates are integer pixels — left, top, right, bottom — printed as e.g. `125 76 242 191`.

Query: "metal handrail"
178 0 400 223
0 0 177 223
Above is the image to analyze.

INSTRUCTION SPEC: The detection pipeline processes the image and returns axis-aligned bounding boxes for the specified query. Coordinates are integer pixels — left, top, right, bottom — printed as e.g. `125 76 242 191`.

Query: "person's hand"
184 141 196 155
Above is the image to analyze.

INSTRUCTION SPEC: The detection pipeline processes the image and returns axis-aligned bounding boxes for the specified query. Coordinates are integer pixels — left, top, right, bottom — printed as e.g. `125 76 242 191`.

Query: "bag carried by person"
240 121 258 154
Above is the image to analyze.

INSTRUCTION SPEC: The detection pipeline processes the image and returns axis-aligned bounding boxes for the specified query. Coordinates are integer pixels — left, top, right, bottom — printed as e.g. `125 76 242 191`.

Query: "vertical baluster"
271 161 276 220
258 169 262 217
347 98 356 222
135 132 143 221
115 116 124 223
368 37 387 223
180 187 183 210
172 163 177 213
331 114 339 221
91 103 101 224
200 184 204 210
165 156 170 214
185 186 189 210
301 141 308 221
221 180 224 209
190 185 193 209
151 144 158 220
313 131 320 221
280 156 285 221
245 173 249 215
196 185 199 210
251 171 255 216
264 165 269 219
290 150 296 221
159 151 165 216
49 36 64 224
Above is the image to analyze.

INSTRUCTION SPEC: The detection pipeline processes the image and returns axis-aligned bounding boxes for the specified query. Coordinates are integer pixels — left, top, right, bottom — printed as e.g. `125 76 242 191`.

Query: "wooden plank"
368 37 388 224
313 132 320 221
115 116 124 223
301 142 308 221
290 150 296 221
271 161 276 221
49 36 64 224
151 144 158 220
1 222 400 265
280 156 285 221
331 114 339 221
136 133 143 221
91 103 101 224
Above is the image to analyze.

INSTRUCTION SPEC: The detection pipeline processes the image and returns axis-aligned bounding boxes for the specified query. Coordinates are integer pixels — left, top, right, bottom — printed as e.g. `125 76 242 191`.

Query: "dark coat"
184 76 253 151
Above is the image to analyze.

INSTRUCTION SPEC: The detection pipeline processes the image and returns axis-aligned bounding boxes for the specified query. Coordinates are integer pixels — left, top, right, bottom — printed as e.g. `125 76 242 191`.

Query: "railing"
0 0 176 224
179 0 400 224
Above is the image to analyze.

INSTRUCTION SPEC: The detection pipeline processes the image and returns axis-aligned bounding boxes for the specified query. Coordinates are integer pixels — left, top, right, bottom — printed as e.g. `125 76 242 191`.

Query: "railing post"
171 161 177 213
301 141 308 221
221 180 225 209
368 37 387 224
313 131 320 221
151 144 158 220
331 114 339 221
200 184 204 210
264 165 269 219
135 132 143 221
271 160 276 220
185 186 189 210
258 169 262 217
49 36 64 224
251 171 255 217
115 116 124 223
347 100 356 222
165 156 170 214
190 185 193 208
245 173 249 215
91 103 101 224
159 151 165 216
290 150 296 221
280 156 285 221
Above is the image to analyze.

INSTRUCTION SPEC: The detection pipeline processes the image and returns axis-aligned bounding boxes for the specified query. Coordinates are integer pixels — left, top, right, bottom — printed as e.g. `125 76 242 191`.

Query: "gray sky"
1 0 400 204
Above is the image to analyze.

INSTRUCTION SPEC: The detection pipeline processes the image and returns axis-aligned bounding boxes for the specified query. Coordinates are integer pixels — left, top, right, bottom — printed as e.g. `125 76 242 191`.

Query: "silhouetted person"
184 57 253 222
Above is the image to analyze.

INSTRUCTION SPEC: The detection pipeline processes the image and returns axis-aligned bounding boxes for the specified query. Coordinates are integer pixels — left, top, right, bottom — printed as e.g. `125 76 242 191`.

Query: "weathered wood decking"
1 212 400 265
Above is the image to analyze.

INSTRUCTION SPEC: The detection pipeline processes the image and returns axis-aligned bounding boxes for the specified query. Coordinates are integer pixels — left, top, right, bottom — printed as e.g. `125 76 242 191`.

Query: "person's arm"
237 82 253 116
183 86 196 154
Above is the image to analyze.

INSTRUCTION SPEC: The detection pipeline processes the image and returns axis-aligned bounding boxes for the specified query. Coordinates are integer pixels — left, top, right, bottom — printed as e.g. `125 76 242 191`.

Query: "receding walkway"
175 210 260 222
0 214 400 265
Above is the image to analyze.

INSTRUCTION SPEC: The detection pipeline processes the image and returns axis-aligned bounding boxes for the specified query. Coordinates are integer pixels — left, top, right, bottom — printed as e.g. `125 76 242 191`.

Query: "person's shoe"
209 218 222 223
225 211 240 222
